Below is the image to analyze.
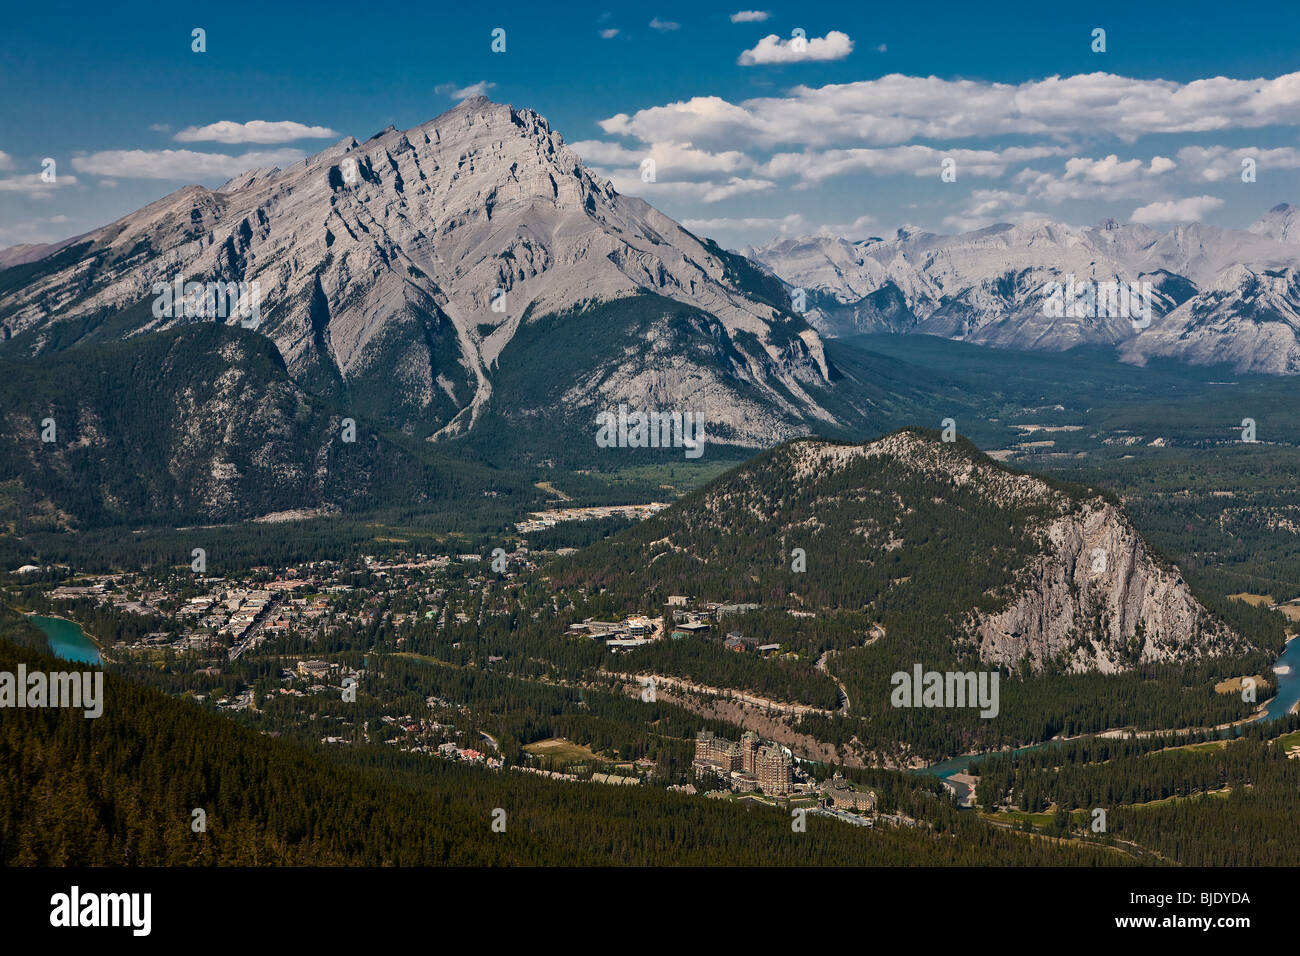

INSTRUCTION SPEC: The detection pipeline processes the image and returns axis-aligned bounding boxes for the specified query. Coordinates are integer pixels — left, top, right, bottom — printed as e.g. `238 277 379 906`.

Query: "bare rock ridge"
746 213 1300 374
0 97 839 447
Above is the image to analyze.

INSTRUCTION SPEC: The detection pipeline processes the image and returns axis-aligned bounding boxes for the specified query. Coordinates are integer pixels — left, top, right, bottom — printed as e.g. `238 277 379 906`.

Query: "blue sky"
4 0 1300 250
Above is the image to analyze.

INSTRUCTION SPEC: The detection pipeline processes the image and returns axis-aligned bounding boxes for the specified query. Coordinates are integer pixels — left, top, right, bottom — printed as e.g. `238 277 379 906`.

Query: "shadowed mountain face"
0 97 855 451
746 213 1300 374
0 324 513 530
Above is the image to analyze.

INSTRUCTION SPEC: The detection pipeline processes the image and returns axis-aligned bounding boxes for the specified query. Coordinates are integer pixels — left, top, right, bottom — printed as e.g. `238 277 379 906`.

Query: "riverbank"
917 638 1300 781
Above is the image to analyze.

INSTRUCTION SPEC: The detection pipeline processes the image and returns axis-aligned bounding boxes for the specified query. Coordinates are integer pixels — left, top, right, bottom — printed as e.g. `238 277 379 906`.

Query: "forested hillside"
0 608 1120 866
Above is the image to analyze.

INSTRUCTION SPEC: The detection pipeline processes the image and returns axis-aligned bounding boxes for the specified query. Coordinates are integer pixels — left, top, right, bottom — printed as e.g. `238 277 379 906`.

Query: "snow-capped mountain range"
745 204 1300 374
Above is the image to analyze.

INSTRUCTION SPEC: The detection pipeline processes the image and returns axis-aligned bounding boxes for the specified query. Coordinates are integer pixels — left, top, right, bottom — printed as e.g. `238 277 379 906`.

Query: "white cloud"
601 28 619 39
1130 195 1224 224
1176 144 1300 181
0 151 13 171
938 190 1053 232
738 31 853 65
682 213 803 233
649 17 679 31
71 149 305 180
0 173 79 196
435 81 497 100
600 70 1300 150
762 144 1066 183
570 140 644 166
608 172 774 203
1012 153 1181 204
1063 154 1146 184
174 120 339 144
730 10 770 22
700 176 776 201
1060 154 1173 182
574 139 753 176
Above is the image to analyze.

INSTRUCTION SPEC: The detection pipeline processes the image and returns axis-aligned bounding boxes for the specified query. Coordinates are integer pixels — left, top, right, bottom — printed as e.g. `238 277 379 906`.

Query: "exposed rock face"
1248 202 1300 244
972 500 1239 674
848 433 1248 673
745 212 1300 374
1118 265 1300 374
0 97 840 446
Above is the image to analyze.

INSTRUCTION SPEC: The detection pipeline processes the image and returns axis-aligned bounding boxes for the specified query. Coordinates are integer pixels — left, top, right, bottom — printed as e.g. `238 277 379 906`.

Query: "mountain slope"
0 97 845 449
557 429 1249 674
0 610 1115 867
0 324 511 530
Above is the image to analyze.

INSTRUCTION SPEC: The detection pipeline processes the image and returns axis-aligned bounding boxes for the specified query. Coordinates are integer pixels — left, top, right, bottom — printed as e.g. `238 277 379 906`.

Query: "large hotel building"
693 730 793 795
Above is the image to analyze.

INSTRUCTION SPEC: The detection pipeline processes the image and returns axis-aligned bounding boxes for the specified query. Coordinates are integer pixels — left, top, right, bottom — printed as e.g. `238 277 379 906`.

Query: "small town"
16 550 903 828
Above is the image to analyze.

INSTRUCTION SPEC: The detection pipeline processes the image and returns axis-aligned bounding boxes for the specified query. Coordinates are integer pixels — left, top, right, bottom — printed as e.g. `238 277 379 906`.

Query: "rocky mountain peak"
1249 202 1300 244
0 99 844 449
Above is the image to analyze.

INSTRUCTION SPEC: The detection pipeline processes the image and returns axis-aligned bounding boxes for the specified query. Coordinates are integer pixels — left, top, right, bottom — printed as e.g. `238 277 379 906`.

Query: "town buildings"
821 772 878 812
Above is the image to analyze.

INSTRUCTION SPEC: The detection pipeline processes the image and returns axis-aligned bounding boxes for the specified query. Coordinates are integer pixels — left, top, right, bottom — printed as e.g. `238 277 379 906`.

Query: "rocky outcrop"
972 500 1244 673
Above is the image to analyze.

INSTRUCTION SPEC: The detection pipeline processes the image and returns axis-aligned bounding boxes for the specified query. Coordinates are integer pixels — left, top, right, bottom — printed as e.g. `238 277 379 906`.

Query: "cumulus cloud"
649 17 679 31
569 140 644 166
601 28 619 39
0 151 13 171
682 213 803 233
762 144 1066 183
738 31 853 65
1176 144 1300 181
608 172 774 203
71 149 305 180
937 190 1047 231
1130 195 1224 224
1012 153 1180 203
730 10 770 22
435 81 497 100
174 120 339 144
1063 154 1147 184
573 139 752 176
0 173 79 196
600 71 1300 150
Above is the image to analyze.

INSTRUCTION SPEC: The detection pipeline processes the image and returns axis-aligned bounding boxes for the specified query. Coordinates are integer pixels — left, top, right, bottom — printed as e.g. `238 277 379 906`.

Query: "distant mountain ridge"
745 208 1300 374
